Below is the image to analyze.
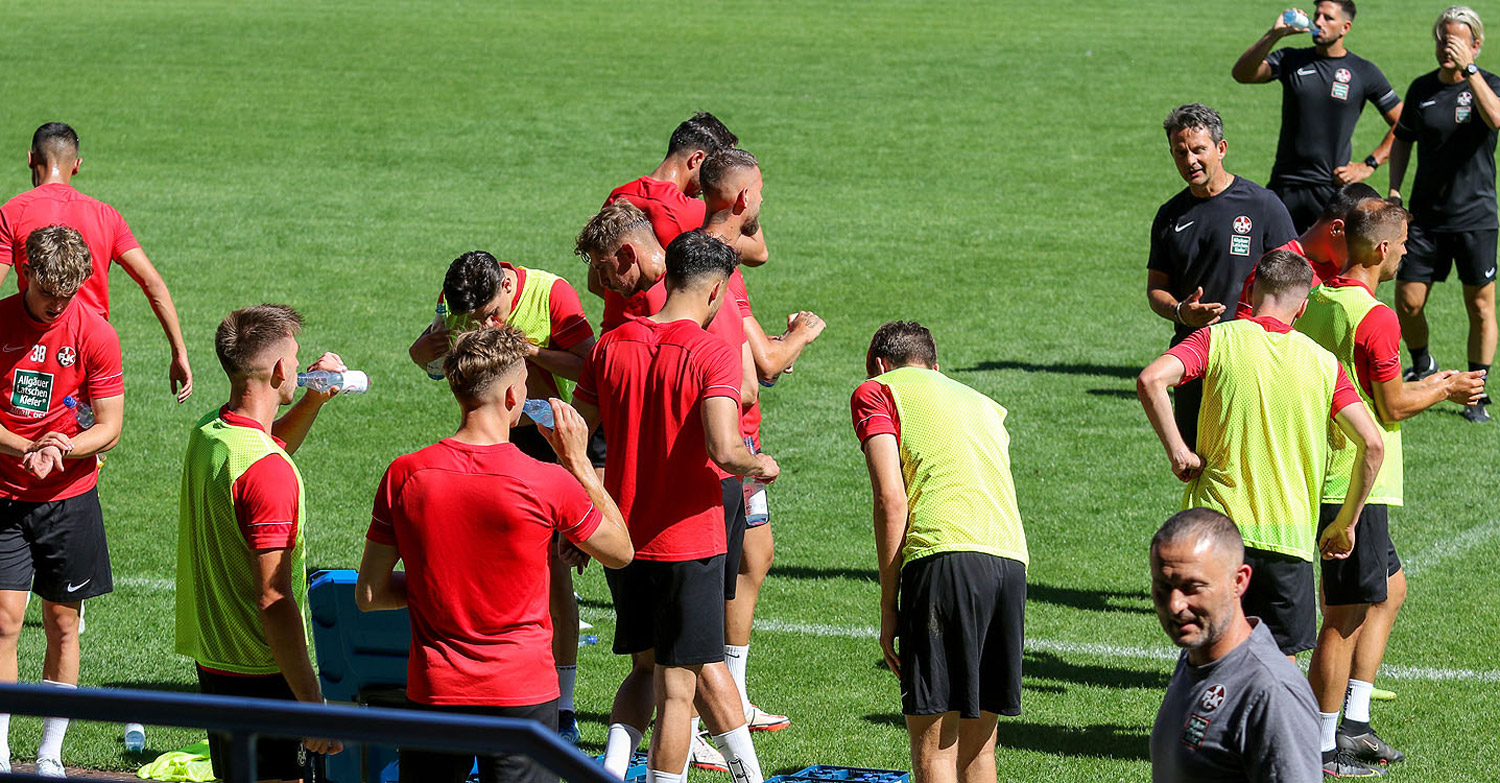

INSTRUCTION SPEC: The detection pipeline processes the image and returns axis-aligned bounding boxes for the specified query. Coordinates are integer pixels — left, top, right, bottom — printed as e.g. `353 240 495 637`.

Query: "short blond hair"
24 225 92 295
575 199 654 261
1435 5 1484 44
216 304 303 378
445 325 529 402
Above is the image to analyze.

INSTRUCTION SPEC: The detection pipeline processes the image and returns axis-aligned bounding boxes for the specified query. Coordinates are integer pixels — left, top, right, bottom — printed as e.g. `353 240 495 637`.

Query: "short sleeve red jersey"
0 184 141 320
600 178 706 332
850 380 900 444
0 293 123 501
367 439 601 706
574 316 741 561
1165 317 1363 418
217 407 300 550
1322 277 1403 395
726 269 762 446
601 278 669 334
1235 238 1342 319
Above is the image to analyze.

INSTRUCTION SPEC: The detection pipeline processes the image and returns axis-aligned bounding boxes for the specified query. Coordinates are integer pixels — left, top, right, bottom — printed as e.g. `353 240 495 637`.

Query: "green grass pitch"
0 1 1495 780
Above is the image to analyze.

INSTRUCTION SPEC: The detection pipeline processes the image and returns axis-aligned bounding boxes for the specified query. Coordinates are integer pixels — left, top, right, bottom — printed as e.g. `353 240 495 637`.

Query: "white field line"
115 575 173 590
1402 517 1500 578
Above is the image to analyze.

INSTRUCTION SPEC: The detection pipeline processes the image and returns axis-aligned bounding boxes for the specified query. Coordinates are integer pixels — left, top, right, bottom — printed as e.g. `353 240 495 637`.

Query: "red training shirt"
851 380 901 445
600 178 706 333
1165 315 1364 419
0 293 122 501
217 407 301 551
0 183 141 320
574 316 741 561
601 278 669 334
726 269 762 447
1319 277 1403 396
367 439 601 706
1235 238 1343 319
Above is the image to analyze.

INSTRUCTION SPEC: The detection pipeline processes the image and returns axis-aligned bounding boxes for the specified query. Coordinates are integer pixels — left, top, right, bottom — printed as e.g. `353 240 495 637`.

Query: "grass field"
0 1 1496 780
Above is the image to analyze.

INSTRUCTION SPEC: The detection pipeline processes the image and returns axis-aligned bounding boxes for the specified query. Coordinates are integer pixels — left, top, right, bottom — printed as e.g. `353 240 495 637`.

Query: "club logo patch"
1199 684 1227 713
1181 713 1211 749
1335 68 1352 83
1232 216 1252 234
1331 82 1350 101
10 369 53 417
1458 105 1473 123
28 344 45 363
1230 235 1252 256
56 346 76 367
1459 91 1474 106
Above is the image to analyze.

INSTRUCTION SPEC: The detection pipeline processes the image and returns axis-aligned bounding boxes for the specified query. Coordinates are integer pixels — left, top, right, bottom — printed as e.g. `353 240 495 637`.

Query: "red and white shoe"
745 705 791 732
690 732 728 772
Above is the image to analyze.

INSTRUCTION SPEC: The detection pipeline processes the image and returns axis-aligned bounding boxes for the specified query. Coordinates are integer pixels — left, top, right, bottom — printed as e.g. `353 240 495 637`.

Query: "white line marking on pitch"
751 619 1500 682
1403 518 1500 578
116 576 173 590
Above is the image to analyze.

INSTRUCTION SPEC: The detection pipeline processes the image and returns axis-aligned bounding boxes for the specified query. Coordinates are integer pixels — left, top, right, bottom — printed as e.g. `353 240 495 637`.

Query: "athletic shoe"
0 758 9 774
1322 750 1385 777
745 704 790 732
34 758 65 778
557 710 580 745
1403 355 1439 382
1339 726 1406 765
1462 401 1491 423
1370 687 1396 702
689 732 728 772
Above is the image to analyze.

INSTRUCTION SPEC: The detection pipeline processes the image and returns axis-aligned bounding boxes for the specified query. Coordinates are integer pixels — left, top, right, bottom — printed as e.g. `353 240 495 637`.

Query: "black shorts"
721 477 746 600
1241 548 1316 655
1271 181 1337 234
0 488 113 603
197 665 309 782
1398 226 1498 286
898 551 1025 718
606 556 725 666
510 423 608 470
399 699 558 783
1318 504 1400 606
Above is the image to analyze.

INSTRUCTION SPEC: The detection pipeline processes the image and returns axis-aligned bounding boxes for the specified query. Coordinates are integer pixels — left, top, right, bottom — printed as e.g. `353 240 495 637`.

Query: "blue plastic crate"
771 766 910 783
593 750 650 782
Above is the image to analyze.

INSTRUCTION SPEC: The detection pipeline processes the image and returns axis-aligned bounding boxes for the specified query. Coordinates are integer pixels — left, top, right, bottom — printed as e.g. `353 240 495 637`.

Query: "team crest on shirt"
1458 91 1474 123
56 346 76 367
1331 82 1350 100
1335 68 1352 83
1232 216 1252 234
1198 684 1227 713
1180 713 1211 749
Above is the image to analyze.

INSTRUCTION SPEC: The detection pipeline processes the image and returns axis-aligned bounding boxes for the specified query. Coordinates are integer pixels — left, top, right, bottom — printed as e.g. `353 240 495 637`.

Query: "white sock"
712 725 762 783
1343 679 1374 724
679 717 703 777
557 666 577 713
603 723 643 778
1318 711 1339 753
724 645 751 715
0 712 10 766
38 681 75 762
646 770 683 783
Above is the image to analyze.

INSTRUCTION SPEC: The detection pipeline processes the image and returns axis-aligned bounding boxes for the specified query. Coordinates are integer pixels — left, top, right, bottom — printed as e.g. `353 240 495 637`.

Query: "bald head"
31 123 78 168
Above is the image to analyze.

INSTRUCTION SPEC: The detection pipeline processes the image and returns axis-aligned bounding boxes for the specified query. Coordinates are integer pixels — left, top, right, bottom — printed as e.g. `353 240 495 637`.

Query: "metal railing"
0 682 615 783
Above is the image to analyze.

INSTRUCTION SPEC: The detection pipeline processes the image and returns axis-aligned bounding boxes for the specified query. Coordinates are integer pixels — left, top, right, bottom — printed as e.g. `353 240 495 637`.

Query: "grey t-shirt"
1150 620 1320 782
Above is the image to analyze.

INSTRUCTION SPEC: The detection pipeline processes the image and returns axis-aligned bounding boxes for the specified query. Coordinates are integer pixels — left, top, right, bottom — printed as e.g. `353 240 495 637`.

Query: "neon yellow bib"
425 268 576 402
1297 283 1403 505
876 366 1028 569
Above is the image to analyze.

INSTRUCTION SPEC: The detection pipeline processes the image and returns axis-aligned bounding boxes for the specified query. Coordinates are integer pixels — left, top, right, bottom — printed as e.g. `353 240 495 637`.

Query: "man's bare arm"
862 433 906 677
117 247 192 402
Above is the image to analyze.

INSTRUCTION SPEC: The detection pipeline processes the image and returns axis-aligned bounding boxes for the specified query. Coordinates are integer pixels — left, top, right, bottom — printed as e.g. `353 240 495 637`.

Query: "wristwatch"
1465 63 1480 77
1364 155 1381 170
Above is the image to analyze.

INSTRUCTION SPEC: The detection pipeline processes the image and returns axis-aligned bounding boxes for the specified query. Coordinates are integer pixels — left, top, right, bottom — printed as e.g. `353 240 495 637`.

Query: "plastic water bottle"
742 438 770 524
425 301 449 381
63 395 94 428
123 723 145 752
523 398 555 428
1282 8 1311 30
297 370 370 395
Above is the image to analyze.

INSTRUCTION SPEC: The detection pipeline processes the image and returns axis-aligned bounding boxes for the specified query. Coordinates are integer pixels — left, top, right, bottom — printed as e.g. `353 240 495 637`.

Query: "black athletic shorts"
606 556 725 666
1241 548 1316 655
197 665 309 782
0 488 113 603
1318 503 1400 606
721 477 746 600
898 551 1025 718
510 422 608 470
399 699 558 783
1398 226 1498 286
1271 181 1337 235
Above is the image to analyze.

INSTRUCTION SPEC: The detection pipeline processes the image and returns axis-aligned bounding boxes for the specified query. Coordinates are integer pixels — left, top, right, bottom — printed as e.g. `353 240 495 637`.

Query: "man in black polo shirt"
1232 1 1403 233
1147 103 1297 447
1389 5 1500 424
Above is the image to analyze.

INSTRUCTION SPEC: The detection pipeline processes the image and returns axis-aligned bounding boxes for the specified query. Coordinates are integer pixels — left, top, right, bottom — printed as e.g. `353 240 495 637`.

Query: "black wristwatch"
1364 155 1381 170
1465 63 1480 77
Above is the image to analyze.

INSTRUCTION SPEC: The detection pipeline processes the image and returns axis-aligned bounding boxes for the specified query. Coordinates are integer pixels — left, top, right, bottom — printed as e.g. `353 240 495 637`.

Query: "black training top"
1148 176 1297 344
1394 68 1500 231
1266 47 1401 188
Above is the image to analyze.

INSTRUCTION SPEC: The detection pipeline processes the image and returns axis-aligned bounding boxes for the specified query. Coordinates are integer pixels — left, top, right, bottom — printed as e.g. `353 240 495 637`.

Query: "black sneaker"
1323 749 1386 777
1338 726 1406 764
1403 354 1439 382
1463 401 1491 423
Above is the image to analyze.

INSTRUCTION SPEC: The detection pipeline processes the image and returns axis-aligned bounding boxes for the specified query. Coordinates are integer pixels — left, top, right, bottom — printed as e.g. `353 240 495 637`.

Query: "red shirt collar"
1243 314 1294 333
1322 275 1376 296
219 406 288 448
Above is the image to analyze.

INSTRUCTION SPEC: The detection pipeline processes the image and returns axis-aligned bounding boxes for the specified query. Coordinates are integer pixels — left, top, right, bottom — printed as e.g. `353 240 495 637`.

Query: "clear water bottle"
424 301 449 381
1282 8 1311 31
742 437 769 524
297 370 370 395
523 398 555 428
123 723 145 752
63 395 94 428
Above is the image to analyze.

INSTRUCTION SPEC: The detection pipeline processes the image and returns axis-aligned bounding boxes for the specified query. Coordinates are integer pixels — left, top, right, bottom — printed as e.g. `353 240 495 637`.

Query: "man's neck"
652 293 711 329
1247 303 1298 325
1316 39 1347 58
32 164 72 188
703 209 741 242
1300 223 1339 265
646 157 693 194
1440 66 1466 85
631 261 665 296
1340 262 1383 291
1187 615 1254 666
1190 171 1234 199
453 405 512 446
227 385 283 432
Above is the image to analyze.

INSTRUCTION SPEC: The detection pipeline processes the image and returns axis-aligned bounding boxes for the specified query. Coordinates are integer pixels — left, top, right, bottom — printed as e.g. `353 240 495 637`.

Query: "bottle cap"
63 395 77 408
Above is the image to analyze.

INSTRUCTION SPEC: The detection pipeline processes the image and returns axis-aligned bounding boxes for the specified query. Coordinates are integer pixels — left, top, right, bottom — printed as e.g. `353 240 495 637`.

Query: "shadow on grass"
955 360 1141 380
99 680 199 693
862 714 1148 761
1086 388 1137 399
1027 582 1152 615
770 565 877 582
1023 651 1169 690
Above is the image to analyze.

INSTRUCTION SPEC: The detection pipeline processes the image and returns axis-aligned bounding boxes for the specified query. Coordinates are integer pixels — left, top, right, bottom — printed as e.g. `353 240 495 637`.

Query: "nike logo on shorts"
1297 67 1316 75
1175 221 1195 232
66 579 91 593
1488 267 1496 280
